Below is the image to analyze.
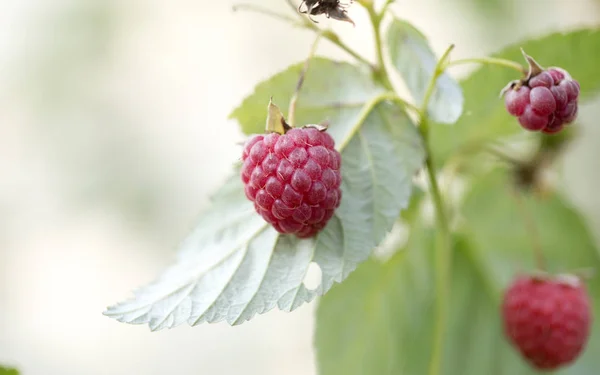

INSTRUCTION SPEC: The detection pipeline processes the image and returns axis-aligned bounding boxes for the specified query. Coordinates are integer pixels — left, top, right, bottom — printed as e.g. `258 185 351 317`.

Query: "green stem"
422 119 452 375
239 0 372 68
289 33 323 127
283 0 373 68
484 146 526 166
336 92 420 151
366 5 394 90
232 3 303 25
380 0 395 16
320 30 374 68
510 188 546 271
418 44 454 375
420 45 455 118
447 57 526 74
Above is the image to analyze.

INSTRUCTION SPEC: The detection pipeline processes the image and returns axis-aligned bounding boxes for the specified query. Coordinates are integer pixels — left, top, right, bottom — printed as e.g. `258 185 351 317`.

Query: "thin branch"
510 188 546 270
288 32 323 127
336 92 420 152
418 44 455 375
232 3 301 25
447 57 526 74
380 0 395 16
366 5 394 90
420 44 455 120
287 0 374 68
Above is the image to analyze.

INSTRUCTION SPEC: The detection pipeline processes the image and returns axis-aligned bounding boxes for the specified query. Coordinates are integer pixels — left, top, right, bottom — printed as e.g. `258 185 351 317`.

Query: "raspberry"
503 56 580 134
241 127 342 238
502 274 592 370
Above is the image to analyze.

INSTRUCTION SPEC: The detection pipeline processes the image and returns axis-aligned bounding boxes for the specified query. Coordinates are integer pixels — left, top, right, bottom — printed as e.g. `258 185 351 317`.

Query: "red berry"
502 274 592 370
503 67 580 134
241 127 342 238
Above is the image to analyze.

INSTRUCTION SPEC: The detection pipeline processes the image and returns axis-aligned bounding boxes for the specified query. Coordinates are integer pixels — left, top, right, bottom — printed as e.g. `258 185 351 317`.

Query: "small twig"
232 3 301 25
288 32 323 127
484 146 526 166
366 5 394 90
446 57 526 74
379 0 395 16
510 187 546 271
285 0 299 12
336 92 420 152
420 44 455 122
418 44 455 375
241 0 372 69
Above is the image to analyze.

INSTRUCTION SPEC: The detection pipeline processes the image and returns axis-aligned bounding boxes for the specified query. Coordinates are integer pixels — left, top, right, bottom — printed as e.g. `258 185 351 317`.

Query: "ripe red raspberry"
504 67 580 134
241 126 342 238
502 274 592 370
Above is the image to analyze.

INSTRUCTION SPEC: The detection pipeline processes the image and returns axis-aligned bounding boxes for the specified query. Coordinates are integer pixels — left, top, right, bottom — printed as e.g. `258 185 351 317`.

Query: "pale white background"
1 1 599 374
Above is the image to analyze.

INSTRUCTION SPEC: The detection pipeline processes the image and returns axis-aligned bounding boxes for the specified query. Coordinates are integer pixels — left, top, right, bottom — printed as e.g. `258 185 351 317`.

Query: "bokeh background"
1 1 600 374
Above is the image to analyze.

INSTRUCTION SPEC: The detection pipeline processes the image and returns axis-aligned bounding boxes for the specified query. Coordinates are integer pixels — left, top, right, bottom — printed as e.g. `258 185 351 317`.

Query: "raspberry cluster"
241 127 342 238
504 68 580 134
502 274 592 370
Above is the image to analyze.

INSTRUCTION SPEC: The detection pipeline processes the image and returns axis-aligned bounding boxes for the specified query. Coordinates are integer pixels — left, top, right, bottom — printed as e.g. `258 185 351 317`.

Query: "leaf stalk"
418 44 455 375
446 57 526 74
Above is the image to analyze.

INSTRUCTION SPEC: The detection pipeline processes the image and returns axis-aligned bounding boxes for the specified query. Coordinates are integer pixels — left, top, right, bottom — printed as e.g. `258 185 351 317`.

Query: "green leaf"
316 228 535 375
230 58 385 136
316 170 600 375
386 19 464 124
0 366 19 375
431 28 600 164
105 59 425 330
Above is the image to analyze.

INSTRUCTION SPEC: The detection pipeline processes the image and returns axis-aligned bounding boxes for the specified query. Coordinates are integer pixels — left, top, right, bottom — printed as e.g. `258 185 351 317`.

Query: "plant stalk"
288 32 323 127
366 5 394 90
284 0 374 68
511 188 546 271
421 118 452 375
419 45 455 375
447 57 526 74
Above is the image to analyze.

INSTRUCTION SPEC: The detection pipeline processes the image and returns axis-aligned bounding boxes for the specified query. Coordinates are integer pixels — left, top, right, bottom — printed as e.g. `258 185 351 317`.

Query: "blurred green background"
1 0 599 374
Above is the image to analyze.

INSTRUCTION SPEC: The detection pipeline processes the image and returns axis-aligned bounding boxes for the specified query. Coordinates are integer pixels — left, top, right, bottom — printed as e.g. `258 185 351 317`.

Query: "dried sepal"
266 99 291 134
304 123 329 132
500 49 546 97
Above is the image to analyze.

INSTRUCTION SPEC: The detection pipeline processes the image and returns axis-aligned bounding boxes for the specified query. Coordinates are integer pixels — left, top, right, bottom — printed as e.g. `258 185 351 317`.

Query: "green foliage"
104 60 425 329
0 366 19 375
430 28 600 164
105 5 599 374
387 19 464 124
230 58 385 137
316 170 600 375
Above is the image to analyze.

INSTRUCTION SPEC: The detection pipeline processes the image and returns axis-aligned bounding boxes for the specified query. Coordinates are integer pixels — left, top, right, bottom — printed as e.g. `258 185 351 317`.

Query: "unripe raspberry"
503 51 580 134
502 274 592 370
241 127 342 238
